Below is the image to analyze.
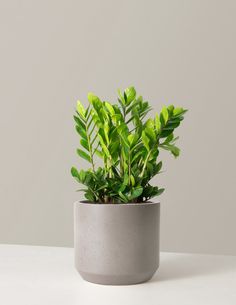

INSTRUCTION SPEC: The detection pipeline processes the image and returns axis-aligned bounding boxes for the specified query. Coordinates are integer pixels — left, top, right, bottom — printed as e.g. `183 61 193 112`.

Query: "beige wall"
0 0 236 255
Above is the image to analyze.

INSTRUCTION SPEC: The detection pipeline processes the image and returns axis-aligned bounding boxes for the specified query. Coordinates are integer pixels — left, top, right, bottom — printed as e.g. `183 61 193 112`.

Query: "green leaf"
117 124 129 147
130 175 135 186
109 140 120 157
85 191 95 202
147 162 153 174
145 119 156 141
118 191 128 203
76 188 88 192
103 121 110 144
111 113 122 124
95 149 103 158
104 101 115 115
73 115 86 129
131 150 144 164
77 149 91 162
173 107 184 116
75 125 87 139
142 185 164 199
85 106 91 118
121 145 129 164
128 134 135 146
161 106 169 124
170 145 180 157
126 100 139 114
78 169 86 182
156 188 165 196
84 172 93 185
117 173 129 193
142 131 150 150
145 127 156 142
155 114 161 133
160 144 180 157
159 129 173 138
98 135 111 158
76 101 85 118
168 104 174 115
87 93 99 104
71 167 79 178
117 89 126 105
156 161 162 173
80 139 89 151
96 184 108 191
128 186 143 200
163 133 174 144
145 118 154 129
124 86 136 104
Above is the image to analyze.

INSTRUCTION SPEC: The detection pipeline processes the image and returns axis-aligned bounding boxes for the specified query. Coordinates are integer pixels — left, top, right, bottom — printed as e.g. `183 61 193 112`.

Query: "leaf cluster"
71 86 187 203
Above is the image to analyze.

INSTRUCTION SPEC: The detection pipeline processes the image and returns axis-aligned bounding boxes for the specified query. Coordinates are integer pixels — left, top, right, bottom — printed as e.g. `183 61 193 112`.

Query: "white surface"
0 245 235 305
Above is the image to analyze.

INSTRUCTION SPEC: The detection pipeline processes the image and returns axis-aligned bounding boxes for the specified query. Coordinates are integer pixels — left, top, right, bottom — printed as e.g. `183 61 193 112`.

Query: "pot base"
78 269 157 285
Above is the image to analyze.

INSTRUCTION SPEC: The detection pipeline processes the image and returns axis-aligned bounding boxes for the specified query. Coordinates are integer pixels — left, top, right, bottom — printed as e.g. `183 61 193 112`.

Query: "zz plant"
71 86 187 203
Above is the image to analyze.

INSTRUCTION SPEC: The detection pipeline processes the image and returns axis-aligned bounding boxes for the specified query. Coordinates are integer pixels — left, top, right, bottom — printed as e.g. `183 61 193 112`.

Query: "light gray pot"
74 201 160 285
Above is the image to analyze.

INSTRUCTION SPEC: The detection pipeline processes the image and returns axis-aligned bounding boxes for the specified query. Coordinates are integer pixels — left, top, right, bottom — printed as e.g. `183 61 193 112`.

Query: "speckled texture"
74 201 160 285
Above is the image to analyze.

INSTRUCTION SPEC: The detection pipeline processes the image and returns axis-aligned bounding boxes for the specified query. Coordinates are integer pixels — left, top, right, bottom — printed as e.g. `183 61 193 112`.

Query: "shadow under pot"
74 201 160 285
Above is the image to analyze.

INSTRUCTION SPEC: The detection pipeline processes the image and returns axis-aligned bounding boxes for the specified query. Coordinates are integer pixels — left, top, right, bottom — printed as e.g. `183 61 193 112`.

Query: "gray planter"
74 201 160 285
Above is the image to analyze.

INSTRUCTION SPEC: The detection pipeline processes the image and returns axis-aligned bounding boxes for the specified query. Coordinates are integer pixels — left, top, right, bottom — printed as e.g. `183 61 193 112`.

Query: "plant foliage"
71 86 187 203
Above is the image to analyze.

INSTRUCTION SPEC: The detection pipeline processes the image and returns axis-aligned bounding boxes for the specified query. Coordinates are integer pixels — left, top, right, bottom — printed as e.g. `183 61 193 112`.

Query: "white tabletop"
0 244 235 305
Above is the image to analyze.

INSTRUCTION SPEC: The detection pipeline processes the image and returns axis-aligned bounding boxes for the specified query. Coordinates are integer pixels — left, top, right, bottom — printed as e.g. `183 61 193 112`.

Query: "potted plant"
71 86 187 285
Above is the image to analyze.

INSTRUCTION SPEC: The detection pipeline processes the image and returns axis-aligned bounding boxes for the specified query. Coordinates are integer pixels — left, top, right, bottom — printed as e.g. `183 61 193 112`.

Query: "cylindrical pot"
74 201 160 285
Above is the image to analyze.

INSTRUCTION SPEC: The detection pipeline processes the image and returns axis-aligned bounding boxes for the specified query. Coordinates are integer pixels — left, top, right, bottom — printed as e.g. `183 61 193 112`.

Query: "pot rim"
75 200 159 206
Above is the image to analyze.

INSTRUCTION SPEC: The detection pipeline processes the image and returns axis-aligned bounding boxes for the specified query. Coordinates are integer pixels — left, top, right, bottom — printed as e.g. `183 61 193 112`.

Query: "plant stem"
85 116 95 172
139 150 152 178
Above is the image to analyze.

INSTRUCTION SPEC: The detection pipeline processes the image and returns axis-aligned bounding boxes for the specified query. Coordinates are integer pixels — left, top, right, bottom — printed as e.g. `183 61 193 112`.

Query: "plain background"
0 0 235 255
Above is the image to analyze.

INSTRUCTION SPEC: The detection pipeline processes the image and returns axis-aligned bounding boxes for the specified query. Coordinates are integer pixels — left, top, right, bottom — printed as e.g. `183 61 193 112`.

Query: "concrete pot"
74 201 160 285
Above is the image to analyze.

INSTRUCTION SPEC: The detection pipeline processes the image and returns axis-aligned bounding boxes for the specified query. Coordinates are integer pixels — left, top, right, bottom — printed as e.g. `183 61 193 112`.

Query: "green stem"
139 150 152 178
85 119 95 172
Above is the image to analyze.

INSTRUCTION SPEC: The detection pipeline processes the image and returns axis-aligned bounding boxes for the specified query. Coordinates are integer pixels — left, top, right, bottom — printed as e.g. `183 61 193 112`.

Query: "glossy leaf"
80 139 89 151
74 115 86 129
142 131 150 150
75 125 87 139
124 86 136 104
130 186 143 199
76 101 85 118
161 106 169 124
71 167 79 178
77 149 91 162
155 114 161 133
104 102 115 115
